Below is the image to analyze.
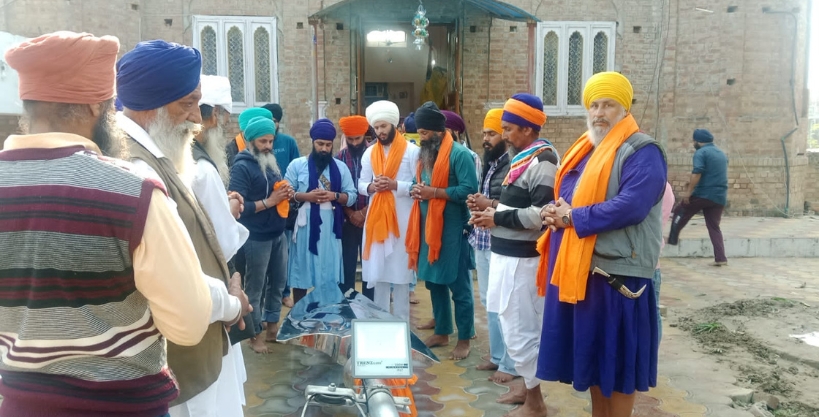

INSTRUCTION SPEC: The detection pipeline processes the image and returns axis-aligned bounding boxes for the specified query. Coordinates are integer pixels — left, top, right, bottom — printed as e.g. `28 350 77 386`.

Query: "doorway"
360 23 454 117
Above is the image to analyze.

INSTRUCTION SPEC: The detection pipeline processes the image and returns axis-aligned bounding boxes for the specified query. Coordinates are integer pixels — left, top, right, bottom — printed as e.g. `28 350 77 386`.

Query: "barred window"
193 16 278 112
535 22 616 115
200 26 218 76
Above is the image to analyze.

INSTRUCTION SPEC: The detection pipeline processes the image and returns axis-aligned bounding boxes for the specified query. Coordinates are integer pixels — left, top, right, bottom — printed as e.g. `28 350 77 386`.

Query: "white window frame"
192 15 279 113
535 21 616 116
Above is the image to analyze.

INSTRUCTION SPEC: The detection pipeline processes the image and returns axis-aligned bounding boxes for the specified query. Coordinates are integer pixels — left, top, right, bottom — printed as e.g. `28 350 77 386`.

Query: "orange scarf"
235 133 246 152
406 132 454 270
273 180 290 218
535 114 640 303
363 133 408 260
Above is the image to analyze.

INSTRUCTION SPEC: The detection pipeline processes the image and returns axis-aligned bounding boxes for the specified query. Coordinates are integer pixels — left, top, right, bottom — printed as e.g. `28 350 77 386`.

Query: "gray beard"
419 132 443 174
202 124 230 184
147 107 200 177
251 145 280 176
586 110 625 147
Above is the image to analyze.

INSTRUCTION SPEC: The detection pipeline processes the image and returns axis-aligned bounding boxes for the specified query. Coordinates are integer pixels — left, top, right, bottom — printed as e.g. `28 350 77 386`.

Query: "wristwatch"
562 209 572 227
334 192 340 201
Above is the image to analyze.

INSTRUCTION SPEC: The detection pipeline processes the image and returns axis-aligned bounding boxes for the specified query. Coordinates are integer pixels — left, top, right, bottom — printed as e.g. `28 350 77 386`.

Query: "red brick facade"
0 0 812 215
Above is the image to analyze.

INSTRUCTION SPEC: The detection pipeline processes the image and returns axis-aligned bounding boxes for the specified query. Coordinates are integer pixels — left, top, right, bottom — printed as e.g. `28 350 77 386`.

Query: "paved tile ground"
243 253 819 416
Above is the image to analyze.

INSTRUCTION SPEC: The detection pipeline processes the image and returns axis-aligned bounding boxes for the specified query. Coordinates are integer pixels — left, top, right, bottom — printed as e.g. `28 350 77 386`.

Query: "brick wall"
1 0 811 215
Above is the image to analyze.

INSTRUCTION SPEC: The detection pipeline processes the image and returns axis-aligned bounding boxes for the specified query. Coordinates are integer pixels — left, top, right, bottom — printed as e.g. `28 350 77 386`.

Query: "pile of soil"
677 298 819 416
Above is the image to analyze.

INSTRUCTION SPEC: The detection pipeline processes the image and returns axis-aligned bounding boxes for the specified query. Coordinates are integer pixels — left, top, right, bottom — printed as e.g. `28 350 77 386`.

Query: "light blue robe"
285 156 357 302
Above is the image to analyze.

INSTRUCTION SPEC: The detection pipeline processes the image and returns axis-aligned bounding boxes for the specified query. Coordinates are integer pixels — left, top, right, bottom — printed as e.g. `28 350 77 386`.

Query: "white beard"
251 145 280 177
202 124 230 185
586 107 627 147
147 107 200 178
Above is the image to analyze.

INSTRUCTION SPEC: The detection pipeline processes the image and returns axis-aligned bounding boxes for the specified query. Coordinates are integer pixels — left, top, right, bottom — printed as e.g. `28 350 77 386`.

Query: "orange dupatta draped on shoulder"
405 132 454 271
362 133 408 259
535 114 640 303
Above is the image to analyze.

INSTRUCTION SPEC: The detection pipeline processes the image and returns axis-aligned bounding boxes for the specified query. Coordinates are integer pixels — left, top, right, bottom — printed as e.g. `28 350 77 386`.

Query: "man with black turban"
406 101 478 361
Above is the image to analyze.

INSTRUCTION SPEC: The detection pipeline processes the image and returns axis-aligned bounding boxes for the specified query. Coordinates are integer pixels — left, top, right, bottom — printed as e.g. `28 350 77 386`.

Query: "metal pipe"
310 21 319 124
762 8 800 126
780 128 798 215
365 387 399 417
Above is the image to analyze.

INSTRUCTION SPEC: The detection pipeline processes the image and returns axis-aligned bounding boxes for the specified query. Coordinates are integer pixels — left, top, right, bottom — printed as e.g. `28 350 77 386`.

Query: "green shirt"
417 142 479 284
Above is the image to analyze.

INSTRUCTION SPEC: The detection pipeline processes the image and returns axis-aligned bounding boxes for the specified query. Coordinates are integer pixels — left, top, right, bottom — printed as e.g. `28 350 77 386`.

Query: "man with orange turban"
470 94 558 415
359 101 420 320
465 108 516 384
336 114 372 298
537 72 667 417
0 31 213 416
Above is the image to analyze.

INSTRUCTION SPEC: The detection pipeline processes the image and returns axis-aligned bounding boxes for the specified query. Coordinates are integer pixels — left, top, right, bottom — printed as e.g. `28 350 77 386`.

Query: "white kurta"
358 142 420 287
190 159 250 261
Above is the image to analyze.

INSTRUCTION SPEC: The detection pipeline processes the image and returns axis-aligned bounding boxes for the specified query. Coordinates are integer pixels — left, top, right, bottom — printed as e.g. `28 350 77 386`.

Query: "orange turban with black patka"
5 31 119 104
339 115 370 137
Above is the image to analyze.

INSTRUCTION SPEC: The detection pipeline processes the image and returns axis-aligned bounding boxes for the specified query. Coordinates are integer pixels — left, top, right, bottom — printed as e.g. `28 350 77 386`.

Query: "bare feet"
490 370 517 384
502 386 548 417
416 319 436 330
249 336 269 354
409 292 419 304
424 333 449 348
265 322 279 342
497 380 526 404
477 361 499 371
450 339 471 360
282 296 294 308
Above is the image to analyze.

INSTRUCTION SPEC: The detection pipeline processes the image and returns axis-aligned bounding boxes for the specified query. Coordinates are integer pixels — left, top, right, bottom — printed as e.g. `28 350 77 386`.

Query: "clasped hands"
541 197 573 232
467 192 496 229
226 272 252 331
368 175 398 194
410 182 441 200
227 191 244 219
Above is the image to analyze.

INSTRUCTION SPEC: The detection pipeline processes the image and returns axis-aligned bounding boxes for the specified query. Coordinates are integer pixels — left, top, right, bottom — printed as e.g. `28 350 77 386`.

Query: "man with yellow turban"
470 94 559 415
537 72 667 417
465 108 517 383
336 114 372 298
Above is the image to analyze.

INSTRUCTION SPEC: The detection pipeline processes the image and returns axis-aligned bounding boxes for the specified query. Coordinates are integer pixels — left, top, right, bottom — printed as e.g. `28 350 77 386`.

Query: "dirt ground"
674 298 819 416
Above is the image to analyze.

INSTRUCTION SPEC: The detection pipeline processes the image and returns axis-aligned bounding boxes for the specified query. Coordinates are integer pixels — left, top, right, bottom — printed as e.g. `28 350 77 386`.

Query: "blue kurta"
285 156 357 299
536 144 666 397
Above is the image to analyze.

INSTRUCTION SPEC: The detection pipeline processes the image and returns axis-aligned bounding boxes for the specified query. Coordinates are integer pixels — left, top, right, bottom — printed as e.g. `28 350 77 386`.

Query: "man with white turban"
359 101 420 320
191 74 251 416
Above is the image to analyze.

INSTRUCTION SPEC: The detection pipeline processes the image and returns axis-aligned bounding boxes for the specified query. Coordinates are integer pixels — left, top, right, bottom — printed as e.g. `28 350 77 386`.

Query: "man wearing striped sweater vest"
470 94 558 417
0 31 213 417
116 40 252 416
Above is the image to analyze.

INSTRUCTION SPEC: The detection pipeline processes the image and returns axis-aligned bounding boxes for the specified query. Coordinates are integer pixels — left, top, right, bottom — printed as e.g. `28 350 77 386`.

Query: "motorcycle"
276 289 439 417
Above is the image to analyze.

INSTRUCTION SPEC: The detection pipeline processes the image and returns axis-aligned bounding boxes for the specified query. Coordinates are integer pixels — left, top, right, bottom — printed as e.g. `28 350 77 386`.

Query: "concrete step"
662 216 819 258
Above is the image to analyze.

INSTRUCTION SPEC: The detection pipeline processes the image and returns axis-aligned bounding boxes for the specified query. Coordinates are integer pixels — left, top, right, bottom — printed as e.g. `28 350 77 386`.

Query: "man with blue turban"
116 39 250 417
285 119 358 305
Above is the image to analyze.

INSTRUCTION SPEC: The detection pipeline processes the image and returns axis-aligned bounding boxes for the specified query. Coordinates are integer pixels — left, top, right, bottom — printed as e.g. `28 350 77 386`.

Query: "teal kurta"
417 142 479 285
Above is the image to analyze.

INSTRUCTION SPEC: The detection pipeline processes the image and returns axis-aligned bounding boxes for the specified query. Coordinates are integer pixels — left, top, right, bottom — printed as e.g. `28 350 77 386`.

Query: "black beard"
419 132 444 173
347 140 367 157
482 140 507 165
92 101 127 159
694 143 702 150
312 148 333 173
378 127 396 146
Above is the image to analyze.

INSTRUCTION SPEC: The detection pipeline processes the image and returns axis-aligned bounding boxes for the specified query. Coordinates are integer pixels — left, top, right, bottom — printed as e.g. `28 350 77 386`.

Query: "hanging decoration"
411 1 429 50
